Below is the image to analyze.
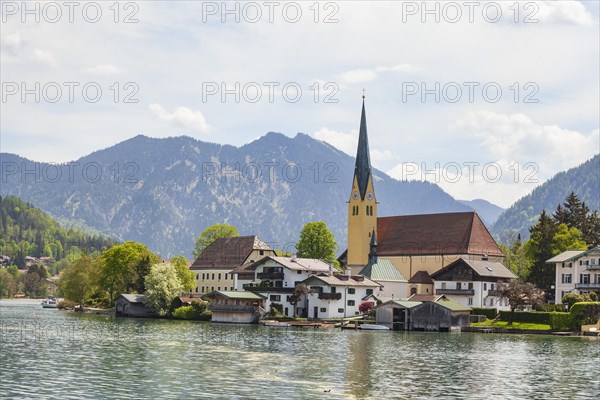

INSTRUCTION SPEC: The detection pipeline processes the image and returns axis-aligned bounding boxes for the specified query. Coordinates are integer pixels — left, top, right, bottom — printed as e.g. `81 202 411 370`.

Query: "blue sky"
1 1 599 207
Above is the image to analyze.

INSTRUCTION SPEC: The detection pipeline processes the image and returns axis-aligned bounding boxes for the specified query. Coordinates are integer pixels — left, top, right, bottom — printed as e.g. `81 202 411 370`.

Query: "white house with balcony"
300 273 381 319
429 258 516 311
243 255 331 317
547 246 600 303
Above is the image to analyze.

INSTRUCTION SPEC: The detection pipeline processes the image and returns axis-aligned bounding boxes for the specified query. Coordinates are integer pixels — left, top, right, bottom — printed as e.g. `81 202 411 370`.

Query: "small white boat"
41 297 59 309
263 321 291 328
360 324 390 330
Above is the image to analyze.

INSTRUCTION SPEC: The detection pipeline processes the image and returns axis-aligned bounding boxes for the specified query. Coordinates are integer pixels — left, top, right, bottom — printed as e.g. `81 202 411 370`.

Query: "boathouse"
115 294 157 318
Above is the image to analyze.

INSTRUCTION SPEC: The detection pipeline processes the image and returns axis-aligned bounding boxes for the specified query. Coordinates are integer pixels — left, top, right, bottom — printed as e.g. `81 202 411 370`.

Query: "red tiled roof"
191 236 270 270
376 212 503 257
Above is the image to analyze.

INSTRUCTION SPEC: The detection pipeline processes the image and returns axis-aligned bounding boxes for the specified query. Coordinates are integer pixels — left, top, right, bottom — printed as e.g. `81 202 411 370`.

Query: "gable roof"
191 236 271 270
376 299 422 309
247 256 331 273
118 294 145 303
203 290 266 300
376 212 503 257
546 246 599 263
359 257 406 282
430 258 517 280
433 298 472 312
302 274 381 288
408 271 433 284
407 294 446 302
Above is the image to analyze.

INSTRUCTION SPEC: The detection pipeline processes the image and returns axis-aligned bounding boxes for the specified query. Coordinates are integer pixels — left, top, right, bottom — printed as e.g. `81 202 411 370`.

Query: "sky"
1 0 599 208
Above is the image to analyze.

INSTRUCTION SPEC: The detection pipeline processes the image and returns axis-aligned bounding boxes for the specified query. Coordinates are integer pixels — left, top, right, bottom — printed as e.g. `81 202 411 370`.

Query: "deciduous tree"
494 280 544 325
192 224 238 259
60 254 101 308
296 221 338 266
144 263 183 316
170 255 195 292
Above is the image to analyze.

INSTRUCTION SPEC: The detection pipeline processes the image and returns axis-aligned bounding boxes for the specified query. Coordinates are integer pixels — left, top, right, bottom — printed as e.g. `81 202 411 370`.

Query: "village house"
243 255 331 317
407 271 435 297
190 236 275 295
430 257 516 311
301 273 381 319
203 290 266 324
339 99 504 285
548 246 600 303
115 294 157 318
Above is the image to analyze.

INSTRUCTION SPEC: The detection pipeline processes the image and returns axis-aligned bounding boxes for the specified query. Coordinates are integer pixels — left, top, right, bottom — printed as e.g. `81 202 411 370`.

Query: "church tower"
347 97 377 270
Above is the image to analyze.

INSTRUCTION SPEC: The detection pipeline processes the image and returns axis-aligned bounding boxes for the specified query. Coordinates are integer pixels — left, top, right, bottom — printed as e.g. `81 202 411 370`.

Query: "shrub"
542 304 565 312
86 295 111 309
561 293 585 310
57 300 75 309
172 301 211 320
472 308 497 319
570 302 600 328
549 312 574 331
499 311 550 324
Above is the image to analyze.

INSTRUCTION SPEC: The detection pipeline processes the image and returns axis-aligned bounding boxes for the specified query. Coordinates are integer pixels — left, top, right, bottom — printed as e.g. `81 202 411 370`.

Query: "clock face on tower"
353 191 359 200
367 192 373 200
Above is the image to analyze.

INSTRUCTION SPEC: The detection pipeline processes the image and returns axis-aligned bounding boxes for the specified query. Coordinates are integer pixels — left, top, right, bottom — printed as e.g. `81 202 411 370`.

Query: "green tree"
0 269 16 298
561 292 584 310
500 234 531 280
60 254 101 308
6 265 19 279
296 221 338 265
192 224 238 259
100 241 160 304
551 224 587 254
494 280 545 325
553 192 600 247
144 263 183 316
525 211 558 295
170 256 195 292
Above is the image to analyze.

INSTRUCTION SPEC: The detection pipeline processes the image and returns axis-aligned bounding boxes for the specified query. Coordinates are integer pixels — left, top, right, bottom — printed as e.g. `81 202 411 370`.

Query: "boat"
360 324 390 330
41 297 59 309
263 321 291 328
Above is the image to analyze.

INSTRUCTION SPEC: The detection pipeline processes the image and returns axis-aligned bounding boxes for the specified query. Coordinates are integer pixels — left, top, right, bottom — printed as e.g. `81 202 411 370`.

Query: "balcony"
574 283 600 290
243 286 295 293
451 274 473 281
585 265 600 271
318 292 342 300
257 272 284 280
436 289 475 296
209 304 258 312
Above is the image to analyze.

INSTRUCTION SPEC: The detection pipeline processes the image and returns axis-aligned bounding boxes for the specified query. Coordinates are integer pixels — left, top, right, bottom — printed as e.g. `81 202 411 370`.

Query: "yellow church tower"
347 97 377 270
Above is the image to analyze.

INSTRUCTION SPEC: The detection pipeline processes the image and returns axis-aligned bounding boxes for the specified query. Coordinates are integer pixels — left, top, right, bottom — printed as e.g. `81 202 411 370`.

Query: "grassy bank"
471 319 551 331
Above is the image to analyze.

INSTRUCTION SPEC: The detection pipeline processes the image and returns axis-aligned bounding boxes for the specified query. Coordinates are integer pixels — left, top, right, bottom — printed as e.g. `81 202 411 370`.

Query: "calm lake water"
1 300 598 399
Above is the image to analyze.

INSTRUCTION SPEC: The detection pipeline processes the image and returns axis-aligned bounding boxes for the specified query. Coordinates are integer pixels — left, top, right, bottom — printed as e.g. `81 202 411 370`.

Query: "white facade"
304 279 379 319
433 280 510 311
549 247 600 303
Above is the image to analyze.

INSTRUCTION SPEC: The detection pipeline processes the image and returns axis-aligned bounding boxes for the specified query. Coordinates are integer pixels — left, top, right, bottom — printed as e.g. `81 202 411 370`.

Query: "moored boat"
360 324 390 331
41 297 59 309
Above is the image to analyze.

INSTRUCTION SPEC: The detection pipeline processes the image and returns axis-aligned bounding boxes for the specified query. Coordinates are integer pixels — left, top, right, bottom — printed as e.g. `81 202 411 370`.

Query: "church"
339 97 505 298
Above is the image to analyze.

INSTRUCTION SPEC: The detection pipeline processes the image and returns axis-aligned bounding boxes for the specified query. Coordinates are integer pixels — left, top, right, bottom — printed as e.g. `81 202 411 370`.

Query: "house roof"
247 256 331 273
359 257 406 282
375 212 503 257
434 298 472 312
118 294 145 303
204 290 266 300
546 247 599 263
191 236 271 270
408 271 433 284
302 273 381 288
230 263 255 277
377 299 422 309
407 294 446 302
430 258 517 280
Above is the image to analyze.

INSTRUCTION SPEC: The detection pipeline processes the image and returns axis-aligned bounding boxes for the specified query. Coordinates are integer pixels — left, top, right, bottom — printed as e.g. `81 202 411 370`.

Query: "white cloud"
538 1 593 26
313 127 357 155
32 49 57 68
1 32 22 55
455 111 599 173
83 64 123 75
149 104 210 133
338 64 417 85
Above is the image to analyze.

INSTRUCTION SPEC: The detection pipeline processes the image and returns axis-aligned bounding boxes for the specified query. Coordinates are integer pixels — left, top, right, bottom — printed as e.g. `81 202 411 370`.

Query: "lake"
0 299 598 399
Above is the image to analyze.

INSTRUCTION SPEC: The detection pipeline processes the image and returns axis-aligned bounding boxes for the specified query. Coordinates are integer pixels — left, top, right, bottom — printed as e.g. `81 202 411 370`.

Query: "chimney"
346 267 352 276
291 254 297 262
328 263 333 276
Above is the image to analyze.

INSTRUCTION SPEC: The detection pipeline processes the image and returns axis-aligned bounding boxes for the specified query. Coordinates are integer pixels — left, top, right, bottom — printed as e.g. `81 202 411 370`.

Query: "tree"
0 269 16 298
494 280 544 325
60 254 101 308
500 235 531 280
296 221 338 265
100 241 160 304
192 224 238 259
561 292 584 310
287 284 314 317
144 263 183 316
551 224 587 254
525 211 558 295
553 192 599 247
170 256 195 292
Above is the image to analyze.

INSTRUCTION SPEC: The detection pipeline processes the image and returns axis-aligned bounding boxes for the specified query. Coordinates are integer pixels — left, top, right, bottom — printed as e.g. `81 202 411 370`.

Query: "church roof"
353 99 372 200
359 257 406 282
376 211 503 257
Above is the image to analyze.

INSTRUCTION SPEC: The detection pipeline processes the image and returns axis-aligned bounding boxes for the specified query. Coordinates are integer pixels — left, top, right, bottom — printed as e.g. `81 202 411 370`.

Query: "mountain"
458 199 505 227
1 133 471 258
492 155 600 243
0 195 114 268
